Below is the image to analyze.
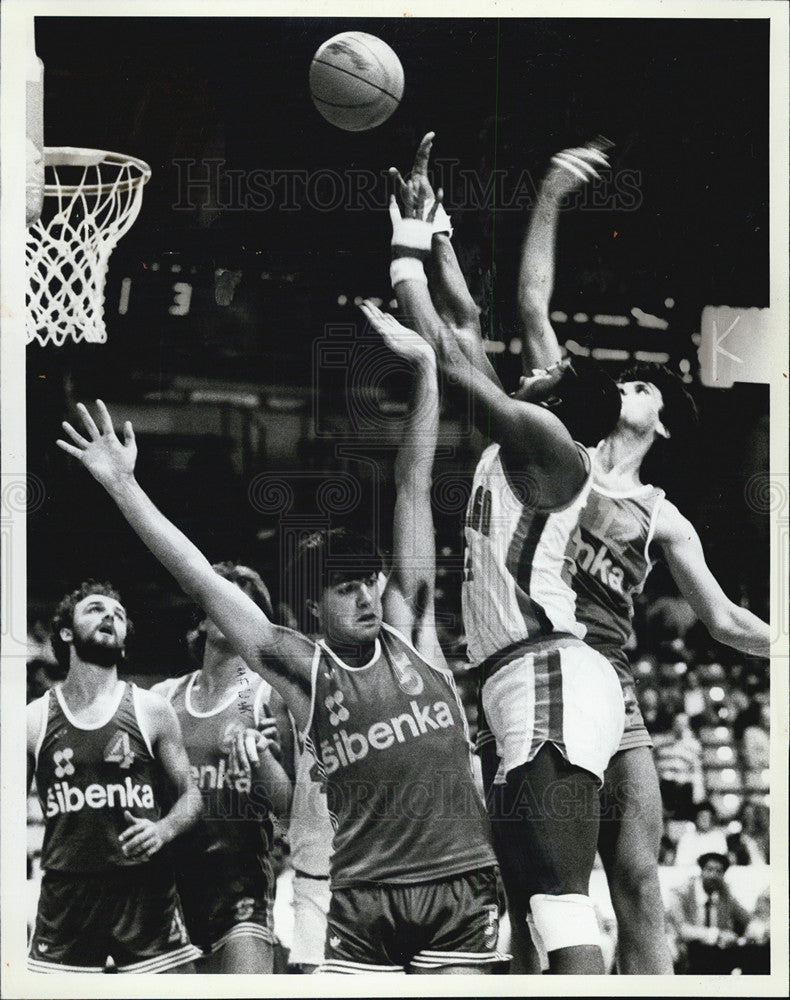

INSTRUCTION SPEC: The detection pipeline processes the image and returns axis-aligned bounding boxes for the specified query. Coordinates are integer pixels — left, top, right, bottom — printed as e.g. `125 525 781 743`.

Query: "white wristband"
430 201 453 237
391 216 433 253
390 258 427 287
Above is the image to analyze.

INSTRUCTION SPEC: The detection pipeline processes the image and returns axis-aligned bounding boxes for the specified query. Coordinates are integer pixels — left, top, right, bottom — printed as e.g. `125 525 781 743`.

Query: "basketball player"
265 692 334 973
26 581 202 974
513 141 770 973
152 562 292 973
419 136 770 972
57 349 502 975
384 137 625 974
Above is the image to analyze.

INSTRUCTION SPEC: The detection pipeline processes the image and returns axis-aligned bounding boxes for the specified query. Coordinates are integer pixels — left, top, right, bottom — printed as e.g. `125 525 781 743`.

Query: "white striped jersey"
462 443 591 664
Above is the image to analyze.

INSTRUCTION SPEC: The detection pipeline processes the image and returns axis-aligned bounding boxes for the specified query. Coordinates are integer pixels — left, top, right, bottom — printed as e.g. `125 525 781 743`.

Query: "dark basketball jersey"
34 682 164 873
570 468 665 672
162 670 273 858
305 623 495 888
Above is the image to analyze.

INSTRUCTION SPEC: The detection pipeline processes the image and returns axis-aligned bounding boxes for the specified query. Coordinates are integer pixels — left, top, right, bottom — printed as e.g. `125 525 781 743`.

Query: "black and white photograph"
1 1 787 995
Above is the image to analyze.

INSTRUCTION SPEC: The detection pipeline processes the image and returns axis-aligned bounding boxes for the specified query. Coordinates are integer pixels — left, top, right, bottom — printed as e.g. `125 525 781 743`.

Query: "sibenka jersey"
162 669 273 858
462 442 592 664
33 682 164 873
570 464 665 673
305 623 495 888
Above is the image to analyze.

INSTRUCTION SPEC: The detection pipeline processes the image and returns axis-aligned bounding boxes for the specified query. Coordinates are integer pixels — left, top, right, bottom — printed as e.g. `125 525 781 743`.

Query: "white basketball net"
26 148 151 346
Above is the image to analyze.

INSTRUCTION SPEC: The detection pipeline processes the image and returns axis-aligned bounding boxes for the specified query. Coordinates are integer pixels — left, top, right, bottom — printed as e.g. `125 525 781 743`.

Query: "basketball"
309 32 404 132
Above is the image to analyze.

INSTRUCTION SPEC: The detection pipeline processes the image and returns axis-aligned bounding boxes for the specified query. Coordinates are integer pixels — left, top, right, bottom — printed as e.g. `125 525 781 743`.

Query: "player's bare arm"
654 499 770 657
228 713 293 818
518 142 610 372
398 132 503 389
387 150 586 508
56 400 316 729
26 697 45 793
359 301 446 668
119 690 201 862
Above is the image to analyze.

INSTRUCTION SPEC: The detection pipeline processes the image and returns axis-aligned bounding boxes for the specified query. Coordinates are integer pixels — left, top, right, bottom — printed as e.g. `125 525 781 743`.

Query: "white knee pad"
529 893 601 952
525 914 550 971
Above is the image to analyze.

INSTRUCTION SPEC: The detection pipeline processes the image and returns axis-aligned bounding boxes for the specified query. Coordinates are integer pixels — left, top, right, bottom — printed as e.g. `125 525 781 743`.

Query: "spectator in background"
674 801 728 868
682 668 707 722
658 834 677 867
737 699 770 771
727 800 769 866
636 686 672 735
653 713 705 821
666 852 751 974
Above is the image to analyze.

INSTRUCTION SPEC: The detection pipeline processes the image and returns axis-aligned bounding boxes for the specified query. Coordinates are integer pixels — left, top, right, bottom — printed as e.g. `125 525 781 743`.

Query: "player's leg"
598 745 672 973
216 933 273 973
496 745 605 975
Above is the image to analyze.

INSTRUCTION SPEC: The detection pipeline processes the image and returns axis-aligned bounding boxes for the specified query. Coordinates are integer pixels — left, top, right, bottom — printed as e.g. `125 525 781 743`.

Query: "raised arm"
57 401 316 729
119 691 202 862
359 302 446 668
518 142 611 372
387 185 585 507
654 500 770 658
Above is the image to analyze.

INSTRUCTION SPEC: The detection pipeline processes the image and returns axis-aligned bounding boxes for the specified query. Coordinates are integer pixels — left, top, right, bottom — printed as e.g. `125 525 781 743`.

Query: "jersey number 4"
104 730 135 769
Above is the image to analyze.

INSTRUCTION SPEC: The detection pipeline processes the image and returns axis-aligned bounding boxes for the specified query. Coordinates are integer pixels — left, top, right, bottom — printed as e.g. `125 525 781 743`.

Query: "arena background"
21 11 774 975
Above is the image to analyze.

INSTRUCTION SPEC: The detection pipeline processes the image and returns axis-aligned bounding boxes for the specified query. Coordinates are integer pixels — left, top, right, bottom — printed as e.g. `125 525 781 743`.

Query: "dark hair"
50 580 132 670
617 361 698 441
284 527 384 631
514 356 622 447
188 562 274 661
553 356 623 446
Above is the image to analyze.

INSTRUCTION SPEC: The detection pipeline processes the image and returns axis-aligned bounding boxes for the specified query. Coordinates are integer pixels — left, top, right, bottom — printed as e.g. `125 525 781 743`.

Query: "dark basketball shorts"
604 648 653 754
174 851 274 955
318 866 507 973
28 864 200 973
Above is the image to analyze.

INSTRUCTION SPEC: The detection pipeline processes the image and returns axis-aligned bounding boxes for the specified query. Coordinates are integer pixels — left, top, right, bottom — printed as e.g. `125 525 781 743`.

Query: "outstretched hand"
389 131 442 221
542 142 611 202
360 300 434 364
57 400 137 490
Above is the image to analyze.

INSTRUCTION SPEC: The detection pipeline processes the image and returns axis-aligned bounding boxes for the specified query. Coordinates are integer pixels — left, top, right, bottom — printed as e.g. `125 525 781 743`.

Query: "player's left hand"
119 810 166 861
543 143 611 202
360 300 434 365
228 719 280 777
57 399 137 491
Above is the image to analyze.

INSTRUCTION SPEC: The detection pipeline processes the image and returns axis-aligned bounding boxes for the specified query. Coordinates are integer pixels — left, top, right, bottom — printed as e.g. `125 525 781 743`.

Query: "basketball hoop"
26 147 151 347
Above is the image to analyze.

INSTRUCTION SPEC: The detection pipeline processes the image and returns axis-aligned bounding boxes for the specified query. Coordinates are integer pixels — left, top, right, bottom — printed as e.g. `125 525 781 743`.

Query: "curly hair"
50 580 132 670
617 361 698 441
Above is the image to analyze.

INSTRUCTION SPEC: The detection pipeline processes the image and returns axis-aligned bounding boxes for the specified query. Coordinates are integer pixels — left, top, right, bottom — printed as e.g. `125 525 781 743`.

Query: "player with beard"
27 581 202 974
57 343 502 975
153 563 292 973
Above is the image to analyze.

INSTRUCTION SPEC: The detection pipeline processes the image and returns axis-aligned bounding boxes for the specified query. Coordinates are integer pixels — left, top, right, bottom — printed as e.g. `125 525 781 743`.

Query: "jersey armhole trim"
644 490 667 564
33 690 50 767
298 643 323 742
132 684 155 757
379 621 453 680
